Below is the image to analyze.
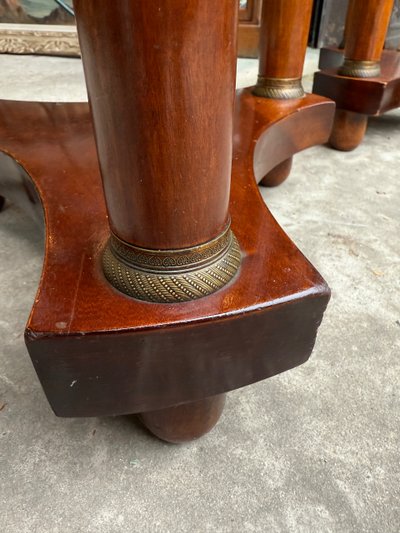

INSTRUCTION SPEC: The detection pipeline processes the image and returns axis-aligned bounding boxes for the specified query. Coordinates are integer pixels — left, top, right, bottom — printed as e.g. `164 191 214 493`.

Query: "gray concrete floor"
0 53 399 533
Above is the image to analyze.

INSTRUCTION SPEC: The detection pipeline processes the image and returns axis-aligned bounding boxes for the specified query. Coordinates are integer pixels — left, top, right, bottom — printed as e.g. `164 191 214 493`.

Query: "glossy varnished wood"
238 0 262 58
328 109 368 152
140 394 226 443
343 0 394 63
253 0 333 185
0 94 330 418
260 157 293 187
247 93 335 183
314 0 398 151
258 0 313 80
74 0 238 250
314 49 400 148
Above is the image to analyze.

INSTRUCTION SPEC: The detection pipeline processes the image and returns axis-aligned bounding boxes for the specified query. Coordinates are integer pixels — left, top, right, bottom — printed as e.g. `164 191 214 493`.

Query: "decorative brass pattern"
252 77 305 99
102 227 241 303
339 59 380 78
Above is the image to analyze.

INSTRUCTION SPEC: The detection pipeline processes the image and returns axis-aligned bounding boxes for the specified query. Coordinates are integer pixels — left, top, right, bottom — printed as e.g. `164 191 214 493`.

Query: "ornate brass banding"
102 225 241 303
339 59 381 78
252 77 305 99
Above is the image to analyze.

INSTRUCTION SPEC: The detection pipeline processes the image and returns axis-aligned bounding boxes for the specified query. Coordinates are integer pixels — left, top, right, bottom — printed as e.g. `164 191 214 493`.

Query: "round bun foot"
139 394 226 443
329 110 368 151
260 157 293 187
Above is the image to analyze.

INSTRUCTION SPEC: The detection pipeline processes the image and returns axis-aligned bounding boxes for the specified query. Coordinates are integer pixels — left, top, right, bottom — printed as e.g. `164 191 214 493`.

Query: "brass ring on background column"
339 59 380 78
102 225 241 303
252 77 305 99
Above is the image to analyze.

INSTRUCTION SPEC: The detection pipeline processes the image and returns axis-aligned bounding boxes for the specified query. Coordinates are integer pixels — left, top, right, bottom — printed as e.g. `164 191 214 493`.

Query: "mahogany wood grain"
238 0 262 58
258 0 313 80
314 1 399 150
0 94 331 420
0 2 333 441
249 95 335 184
260 157 293 187
74 0 238 250
343 0 394 63
314 49 400 150
252 0 331 186
238 23 261 59
140 394 226 443
328 110 368 151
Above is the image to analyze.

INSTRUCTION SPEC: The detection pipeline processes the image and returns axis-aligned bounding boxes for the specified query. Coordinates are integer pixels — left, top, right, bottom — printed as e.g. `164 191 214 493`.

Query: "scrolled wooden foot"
139 394 226 443
329 109 368 151
260 157 293 187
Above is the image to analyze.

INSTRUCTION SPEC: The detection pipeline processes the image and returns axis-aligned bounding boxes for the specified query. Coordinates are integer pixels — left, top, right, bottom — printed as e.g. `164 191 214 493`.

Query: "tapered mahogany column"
73 1 240 303
340 0 394 78
253 0 313 99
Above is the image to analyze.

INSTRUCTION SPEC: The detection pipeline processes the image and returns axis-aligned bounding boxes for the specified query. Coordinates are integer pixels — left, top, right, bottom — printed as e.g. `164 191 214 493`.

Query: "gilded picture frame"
0 22 79 56
0 0 79 56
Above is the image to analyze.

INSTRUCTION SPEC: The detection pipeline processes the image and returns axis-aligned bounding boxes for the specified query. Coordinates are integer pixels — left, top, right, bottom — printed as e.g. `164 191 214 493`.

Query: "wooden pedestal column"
252 0 315 187
339 0 393 79
74 1 240 304
254 0 313 100
72 0 241 441
314 0 397 151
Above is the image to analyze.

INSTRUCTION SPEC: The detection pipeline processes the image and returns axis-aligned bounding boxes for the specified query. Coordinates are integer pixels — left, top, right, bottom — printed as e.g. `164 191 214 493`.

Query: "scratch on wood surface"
68 254 85 333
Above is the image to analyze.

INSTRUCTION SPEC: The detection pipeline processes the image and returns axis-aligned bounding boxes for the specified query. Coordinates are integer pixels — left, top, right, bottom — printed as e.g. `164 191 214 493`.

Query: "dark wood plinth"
314 48 400 150
315 48 400 116
0 93 330 434
314 0 397 151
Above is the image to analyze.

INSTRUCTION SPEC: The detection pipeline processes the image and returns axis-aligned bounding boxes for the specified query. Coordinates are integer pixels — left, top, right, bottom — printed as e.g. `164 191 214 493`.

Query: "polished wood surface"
258 0 313 80
260 157 293 187
140 394 226 443
0 2 333 440
74 0 238 250
314 0 399 151
238 21 261 59
252 0 333 186
238 0 262 58
343 0 394 62
249 95 335 183
313 50 400 115
0 93 330 418
328 110 368 151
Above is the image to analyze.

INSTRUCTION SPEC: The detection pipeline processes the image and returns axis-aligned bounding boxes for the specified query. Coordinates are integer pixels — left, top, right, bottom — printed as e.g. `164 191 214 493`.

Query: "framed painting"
0 0 79 56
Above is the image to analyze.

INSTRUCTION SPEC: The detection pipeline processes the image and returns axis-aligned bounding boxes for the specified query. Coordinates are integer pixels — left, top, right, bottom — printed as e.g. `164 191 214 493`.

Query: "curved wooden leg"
329 109 368 151
139 394 226 443
0 195 5 211
260 157 293 187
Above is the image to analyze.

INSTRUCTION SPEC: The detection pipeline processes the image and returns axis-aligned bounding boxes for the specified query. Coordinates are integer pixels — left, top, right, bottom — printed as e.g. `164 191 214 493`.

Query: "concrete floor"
0 52 399 533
